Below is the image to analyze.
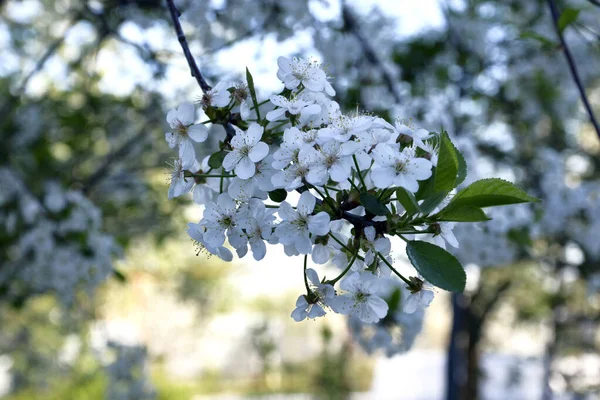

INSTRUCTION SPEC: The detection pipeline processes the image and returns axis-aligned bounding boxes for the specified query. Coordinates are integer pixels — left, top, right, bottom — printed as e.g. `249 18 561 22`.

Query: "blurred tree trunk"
446 282 512 400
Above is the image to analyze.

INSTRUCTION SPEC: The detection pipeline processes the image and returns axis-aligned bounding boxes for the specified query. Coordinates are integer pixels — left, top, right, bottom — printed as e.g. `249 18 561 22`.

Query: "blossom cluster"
0 168 119 305
164 57 534 325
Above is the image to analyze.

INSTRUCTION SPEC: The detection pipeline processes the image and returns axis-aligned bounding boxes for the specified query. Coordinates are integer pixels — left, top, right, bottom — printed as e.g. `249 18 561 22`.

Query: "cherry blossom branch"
546 0 600 140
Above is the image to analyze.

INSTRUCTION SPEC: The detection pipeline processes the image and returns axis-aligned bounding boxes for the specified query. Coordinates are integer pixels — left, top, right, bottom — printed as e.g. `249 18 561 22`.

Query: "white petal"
178 139 196 168
367 296 389 318
266 108 286 122
306 268 320 286
370 167 395 189
295 234 313 254
235 156 256 179
308 212 331 236
420 290 435 308
177 102 195 125
222 150 241 172
187 124 208 143
249 142 269 163
297 191 316 214
311 244 330 264
250 238 267 261
245 123 264 145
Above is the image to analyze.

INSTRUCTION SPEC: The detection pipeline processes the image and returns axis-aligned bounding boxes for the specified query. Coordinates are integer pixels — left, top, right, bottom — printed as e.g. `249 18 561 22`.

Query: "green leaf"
520 31 558 48
558 8 580 34
360 192 389 216
208 151 226 169
455 146 468 187
396 187 420 215
447 178 540 209
406 241 466 292
246 67 261 120
434 132 459 192
436 205 491 222
419 191 448 215
268 189 287 203
113 268 127 283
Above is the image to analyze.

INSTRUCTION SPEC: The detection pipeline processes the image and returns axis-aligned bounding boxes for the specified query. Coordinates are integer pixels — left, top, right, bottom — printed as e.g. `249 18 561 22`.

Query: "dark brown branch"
165 0 237 140
341 4 402 105
547 0 600 140
165 0 211 93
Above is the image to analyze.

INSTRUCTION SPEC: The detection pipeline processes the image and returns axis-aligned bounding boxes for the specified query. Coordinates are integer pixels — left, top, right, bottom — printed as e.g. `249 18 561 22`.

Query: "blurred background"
1 0 600 399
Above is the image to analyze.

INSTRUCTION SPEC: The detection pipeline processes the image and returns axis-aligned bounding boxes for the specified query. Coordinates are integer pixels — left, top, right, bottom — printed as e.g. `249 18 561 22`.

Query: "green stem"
220 168 224 193
303 254 311 294
377 252 411 285
347 178 361 192
326 254 357 286
352 155 367 190
311 184 337 212
328 233 364 261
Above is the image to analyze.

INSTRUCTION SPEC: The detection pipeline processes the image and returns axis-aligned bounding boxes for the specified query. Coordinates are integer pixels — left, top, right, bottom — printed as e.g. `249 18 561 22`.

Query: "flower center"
176 121 188 136
395 160 406 173
239 145 251 157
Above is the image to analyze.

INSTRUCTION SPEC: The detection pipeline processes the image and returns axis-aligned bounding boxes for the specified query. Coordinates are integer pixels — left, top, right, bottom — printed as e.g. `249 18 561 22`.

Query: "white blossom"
329 272 389 323
165 102 208 167
274 191 330 254
222 123 270 180
370 144 432 192
291 268 335 321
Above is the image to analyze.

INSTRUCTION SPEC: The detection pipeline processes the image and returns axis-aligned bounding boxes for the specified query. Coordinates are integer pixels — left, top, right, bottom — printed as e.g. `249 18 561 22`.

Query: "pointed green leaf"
456 146 468 187
396 187 420 215
558 8 580 34
434 132 459 192
208 151 226 169
360 192 389 216
246 67 261 120
520 31 558 48
406 241 466 292
419 192 448 215
436 205 491 222
447 178 539 209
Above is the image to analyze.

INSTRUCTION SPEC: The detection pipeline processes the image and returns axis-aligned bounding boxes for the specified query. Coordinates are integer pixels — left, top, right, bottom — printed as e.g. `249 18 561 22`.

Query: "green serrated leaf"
208 151 226 169
360 192 389 216
245 67 261 120
447 178 540 209
558 8 580 34
456 146 468 187
436 205 491 222
268 189 287 203
419 192 448 215
406 241 466 292
434 132 459 192
396 187 420 215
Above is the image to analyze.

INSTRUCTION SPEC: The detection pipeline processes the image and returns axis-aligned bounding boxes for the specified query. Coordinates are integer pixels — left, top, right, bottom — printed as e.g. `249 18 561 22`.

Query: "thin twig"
165 0 211 93
547 0 600 140
341 4 402 104
83 121 157 194
165 0 237 140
